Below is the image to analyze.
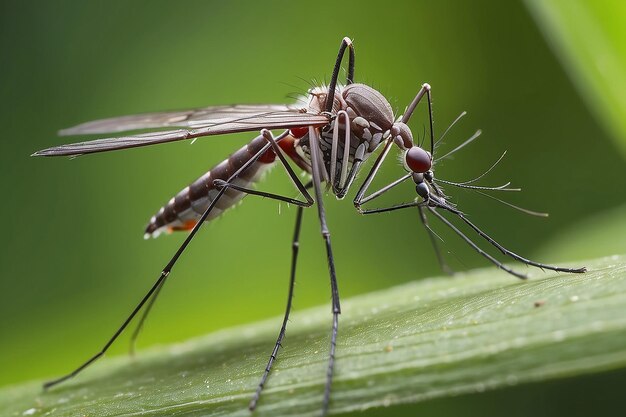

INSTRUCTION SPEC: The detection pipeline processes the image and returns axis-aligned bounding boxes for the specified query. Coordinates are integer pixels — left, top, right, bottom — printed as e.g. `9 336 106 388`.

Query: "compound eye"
405 146 432 173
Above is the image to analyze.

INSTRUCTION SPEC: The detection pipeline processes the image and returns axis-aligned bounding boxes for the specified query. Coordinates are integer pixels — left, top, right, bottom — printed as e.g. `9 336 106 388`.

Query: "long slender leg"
358 173 411 207
325 37 355 113
401 83 434 155
214 129 314 206
249 203 306 411
43 131 298 389
329 111 350 194
360 201 421 215
44 185 231 389
360 193 583 277
429 197 586 273
354 173 412 212
353 139 393 204
353 136 453 273
418 205 453 274
216 133 316 409
427 206 528 279
127 130 314 354
129 280 164 355
357 191 527 278
213 181 311 206
308 126 341 417
355 158 453 273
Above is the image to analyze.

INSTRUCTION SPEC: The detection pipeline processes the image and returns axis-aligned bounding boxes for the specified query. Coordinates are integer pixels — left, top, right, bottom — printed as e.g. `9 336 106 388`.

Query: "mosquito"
33 37 586 415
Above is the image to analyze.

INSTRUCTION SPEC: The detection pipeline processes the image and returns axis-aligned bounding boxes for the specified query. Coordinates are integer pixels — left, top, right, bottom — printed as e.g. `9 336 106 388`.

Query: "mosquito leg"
359 200 421 215
129 279 165 355
418 205 453 275
329 111 350 194
401 83 434 155
249 203 306 411
354 173 412 212
213 181 311 206
325 37 355 113
209 131 318 410
308 126 340 417
214 129 314 207
43 135 286 390
130 129 312 355
430 198 586 274
354 160 453 273
43 188 230 389
427 206 528 279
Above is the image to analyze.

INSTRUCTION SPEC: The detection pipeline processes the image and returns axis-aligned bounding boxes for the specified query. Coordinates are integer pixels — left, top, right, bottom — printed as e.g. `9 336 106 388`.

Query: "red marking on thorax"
289 126 308 139
258 148 277 164
279 135 310 172
258 134 301 165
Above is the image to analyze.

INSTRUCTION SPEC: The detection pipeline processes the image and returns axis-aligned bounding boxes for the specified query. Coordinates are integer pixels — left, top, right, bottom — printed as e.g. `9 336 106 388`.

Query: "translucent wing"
34 104 329 157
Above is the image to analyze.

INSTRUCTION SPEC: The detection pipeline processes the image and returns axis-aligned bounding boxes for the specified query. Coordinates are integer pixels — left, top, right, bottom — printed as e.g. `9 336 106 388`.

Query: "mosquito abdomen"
144 135 277 238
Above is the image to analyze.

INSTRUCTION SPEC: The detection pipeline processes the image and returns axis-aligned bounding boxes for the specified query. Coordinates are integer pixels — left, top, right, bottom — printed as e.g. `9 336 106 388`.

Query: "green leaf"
2 255 626 416
524 0 626 156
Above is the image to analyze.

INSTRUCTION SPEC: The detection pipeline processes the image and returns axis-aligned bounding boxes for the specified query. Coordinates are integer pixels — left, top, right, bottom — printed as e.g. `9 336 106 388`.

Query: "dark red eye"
405 146 432 173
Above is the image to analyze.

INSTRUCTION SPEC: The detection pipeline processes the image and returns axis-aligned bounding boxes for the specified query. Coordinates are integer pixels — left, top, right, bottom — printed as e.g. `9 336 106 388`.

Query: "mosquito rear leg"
249 204 305 411
43 186 232 389
43 132 296 390
129 279 165 355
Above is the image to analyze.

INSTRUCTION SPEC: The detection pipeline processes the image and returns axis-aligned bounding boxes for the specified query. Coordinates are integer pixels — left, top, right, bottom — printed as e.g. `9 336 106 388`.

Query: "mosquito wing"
33 104 329 157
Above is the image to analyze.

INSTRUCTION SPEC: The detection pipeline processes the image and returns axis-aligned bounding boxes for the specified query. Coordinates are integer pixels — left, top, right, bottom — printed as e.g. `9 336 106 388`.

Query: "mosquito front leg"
325 37 355 113
329 110 351 194
352 141 421 215
401 83 434 154
429 197 586 274
426 205 528 279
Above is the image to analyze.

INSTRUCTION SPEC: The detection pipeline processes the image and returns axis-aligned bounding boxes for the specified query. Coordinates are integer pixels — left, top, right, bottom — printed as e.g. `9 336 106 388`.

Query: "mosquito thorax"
341 84 394 132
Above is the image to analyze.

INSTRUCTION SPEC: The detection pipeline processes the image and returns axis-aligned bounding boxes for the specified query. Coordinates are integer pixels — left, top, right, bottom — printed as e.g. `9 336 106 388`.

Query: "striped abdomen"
144 134 279 238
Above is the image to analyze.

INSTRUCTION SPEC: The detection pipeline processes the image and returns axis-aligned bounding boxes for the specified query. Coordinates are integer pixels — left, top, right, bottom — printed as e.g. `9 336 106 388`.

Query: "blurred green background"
1 0 625 415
